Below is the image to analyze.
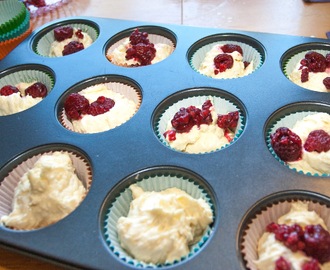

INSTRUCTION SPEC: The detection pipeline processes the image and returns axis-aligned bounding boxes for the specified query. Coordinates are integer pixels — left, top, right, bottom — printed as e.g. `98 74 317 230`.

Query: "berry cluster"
125 29 156 66
24 0 46 8
64 93 115 120
270 127 330 162
267 222 330 266
275 257 321 270
0 83 47 98
163 100 239 142
213 44 250 75
53 26 85 56
299 51 330 90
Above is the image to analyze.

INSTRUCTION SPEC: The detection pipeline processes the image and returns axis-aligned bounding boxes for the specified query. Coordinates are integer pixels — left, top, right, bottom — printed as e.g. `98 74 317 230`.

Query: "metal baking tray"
0 16 329 270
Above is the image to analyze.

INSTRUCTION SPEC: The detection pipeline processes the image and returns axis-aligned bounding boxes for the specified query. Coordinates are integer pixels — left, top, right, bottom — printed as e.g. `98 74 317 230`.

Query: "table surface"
0 0 330 269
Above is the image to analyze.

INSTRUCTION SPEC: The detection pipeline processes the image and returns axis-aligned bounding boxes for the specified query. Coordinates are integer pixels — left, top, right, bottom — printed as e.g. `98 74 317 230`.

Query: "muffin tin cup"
265 102 330 177
188 33 264 79
58 75 142 134
102 166 216 268
32 19 99 57
238 190 330 270
153 88 245 154
0 144 92 231
105 25 176 67
281 42 330 92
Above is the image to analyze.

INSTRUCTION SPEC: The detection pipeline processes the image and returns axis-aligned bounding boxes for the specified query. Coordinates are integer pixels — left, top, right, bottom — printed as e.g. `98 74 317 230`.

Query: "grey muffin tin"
0 16 330 270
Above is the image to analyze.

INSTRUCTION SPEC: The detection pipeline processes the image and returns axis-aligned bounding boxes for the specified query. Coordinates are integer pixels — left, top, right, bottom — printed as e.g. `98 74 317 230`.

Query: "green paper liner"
104 175 214 268
0 67 54 116
60 82 142 134
0 150 92 231
35 22 99 57
283 49 330 93
155 95 244 154
0 0 27 36
0 9 30 42
241 196 330 270
190 41 262 79
266 111 330 177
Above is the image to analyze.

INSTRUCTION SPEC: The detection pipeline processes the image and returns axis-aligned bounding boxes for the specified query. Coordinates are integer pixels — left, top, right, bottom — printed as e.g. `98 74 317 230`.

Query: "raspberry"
304 130 330 153
221 44 243 55
323 77 330 90
64 93 90 120
300 51 327 73
25 82 47 98
213 54 234 74
217 111 239 130
129 29 150 45
24 0 46 7
301 67 309 83
304 224 330 264
171 100 213 133
126 43 156 66
270 127 302 162
163 130 176 141
54 26 74 42
87 96 115 116
62 41 84 56
75 29 84 39
243 61 250 69
0 85 19 96
326 53 330 68
275 257 291 270
302 259 321 270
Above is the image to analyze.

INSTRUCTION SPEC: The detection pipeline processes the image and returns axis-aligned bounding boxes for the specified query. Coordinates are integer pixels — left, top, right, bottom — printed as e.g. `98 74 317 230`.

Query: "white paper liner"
190 41 263 79
60 82 142 133
35 22 99 57
0 150 92 230
155 95 244 154
241 199 330 270
104 175 214 268
106 33 175 67
266 110 330 177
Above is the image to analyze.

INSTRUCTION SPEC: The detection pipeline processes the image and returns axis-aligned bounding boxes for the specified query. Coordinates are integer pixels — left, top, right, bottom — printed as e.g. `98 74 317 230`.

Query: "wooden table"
1 0 330 269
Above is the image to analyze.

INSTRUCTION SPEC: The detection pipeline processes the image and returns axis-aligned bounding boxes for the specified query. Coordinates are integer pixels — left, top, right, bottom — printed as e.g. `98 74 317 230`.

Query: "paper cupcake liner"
0 0 27 35
0 24 32 60
266 110 330 177
106 34 175 66
60 81 142 134
190 41 263 79
34 22 99 57
0 10 30 42
0 149 92 230
104 174 214 268
155 95 244 154
240 195 330 270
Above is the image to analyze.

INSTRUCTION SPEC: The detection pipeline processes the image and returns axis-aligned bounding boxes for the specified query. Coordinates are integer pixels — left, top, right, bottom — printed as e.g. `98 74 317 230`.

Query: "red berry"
275 257 291 270
62 41 84 56
163 130 176 141
243 61 250 69
301 67 309 83
64 93 90 120
270 127 302 162
75 29 84 39
326 53 330 68
304 224 330 264
302 259 321 270
25 0 46 7
54 26 74 42
304 129 330 153
126 43 156 66
87 96 115 116
129 29 150 45
221 44 243 55
25 82 47 98
217 111 239 130
213 54 234 74
300 51 327 73
0 85 19 96
323 77 330 90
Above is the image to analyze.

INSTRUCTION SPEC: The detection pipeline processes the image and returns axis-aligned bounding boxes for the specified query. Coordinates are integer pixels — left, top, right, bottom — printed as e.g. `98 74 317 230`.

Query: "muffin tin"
0 16 330 270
